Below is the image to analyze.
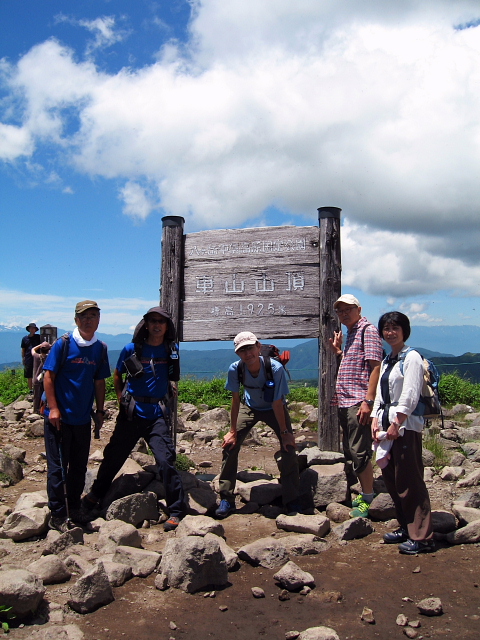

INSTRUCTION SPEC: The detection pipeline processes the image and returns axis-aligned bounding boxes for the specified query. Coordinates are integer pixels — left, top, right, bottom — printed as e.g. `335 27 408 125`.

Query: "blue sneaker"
215 499 234 519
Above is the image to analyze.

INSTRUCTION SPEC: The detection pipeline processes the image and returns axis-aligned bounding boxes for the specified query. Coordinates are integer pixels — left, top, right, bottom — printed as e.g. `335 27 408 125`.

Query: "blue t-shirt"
117 342 169 420
225 356 289 411
43 335 111 425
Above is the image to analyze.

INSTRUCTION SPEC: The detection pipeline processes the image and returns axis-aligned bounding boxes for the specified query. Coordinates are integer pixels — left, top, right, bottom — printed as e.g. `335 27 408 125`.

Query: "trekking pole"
58 428 73 529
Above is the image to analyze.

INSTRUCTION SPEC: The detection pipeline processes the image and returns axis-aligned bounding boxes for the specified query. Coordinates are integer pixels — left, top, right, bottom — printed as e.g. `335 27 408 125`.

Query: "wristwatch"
96 409 106 415
281 430 289 435
363 399 374 407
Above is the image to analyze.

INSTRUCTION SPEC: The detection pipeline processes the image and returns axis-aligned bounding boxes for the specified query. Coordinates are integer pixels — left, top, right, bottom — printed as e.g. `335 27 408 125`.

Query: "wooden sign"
181 225 320 341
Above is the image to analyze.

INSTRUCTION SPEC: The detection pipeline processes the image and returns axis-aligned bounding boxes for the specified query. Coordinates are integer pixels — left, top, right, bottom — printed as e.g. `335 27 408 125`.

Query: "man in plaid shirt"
329 294 383 518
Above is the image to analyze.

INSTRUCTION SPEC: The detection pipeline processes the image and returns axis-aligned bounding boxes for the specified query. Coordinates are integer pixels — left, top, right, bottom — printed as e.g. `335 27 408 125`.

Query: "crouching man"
82 307 187 531
215 331 300 519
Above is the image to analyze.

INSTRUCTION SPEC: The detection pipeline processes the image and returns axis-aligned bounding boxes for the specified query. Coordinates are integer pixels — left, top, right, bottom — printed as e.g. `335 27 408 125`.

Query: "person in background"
21 323 41 392
215 331 300 519
329 294 383 518
372 311 434 554
43 301 110 532
31 341 51 414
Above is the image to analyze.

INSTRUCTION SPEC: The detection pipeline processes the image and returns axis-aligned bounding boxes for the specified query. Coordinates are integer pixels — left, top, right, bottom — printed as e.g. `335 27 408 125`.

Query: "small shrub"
175 453 196 472
0 472 13 486
0 369 28 405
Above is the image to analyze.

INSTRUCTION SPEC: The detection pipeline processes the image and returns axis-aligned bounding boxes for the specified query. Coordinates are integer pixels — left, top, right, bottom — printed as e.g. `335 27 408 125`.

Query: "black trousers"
90 407 186 518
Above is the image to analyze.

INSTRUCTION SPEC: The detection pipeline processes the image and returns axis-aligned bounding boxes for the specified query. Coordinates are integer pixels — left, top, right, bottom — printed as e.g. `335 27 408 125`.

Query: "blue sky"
2 0 480 336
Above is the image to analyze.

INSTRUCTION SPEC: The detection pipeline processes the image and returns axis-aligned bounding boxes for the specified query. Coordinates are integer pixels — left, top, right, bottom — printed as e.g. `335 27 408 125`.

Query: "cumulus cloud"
2 0 480 301
55 14 127 54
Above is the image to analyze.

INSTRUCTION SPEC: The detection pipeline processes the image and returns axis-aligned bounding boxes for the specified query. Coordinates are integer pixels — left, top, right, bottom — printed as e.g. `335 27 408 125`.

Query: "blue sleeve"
272 360 289 400
225 361 240 393
95 343 111 380
116 344 133 373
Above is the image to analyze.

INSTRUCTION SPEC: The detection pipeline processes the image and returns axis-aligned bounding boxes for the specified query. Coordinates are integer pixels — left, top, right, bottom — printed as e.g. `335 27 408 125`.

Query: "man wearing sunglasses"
81 307 186 531
329 294 383 518
215 331 300 519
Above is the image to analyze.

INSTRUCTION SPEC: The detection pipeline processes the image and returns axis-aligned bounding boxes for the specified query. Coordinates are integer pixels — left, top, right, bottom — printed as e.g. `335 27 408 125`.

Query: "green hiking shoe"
349 498 371 518
351 495 364 508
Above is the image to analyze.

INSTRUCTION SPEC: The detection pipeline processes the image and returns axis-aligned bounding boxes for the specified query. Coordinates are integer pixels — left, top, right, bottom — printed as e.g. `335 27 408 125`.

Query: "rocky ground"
0 398 480 640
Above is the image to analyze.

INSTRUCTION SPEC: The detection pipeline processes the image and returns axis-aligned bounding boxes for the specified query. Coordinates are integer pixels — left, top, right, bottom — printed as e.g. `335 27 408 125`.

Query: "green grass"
423 433 450 469
0 369 29 405
175 453 196 471
438 372 480 408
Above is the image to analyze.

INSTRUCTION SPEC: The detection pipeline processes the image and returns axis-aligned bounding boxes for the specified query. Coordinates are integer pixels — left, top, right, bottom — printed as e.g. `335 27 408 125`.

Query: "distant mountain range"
2 324 480 382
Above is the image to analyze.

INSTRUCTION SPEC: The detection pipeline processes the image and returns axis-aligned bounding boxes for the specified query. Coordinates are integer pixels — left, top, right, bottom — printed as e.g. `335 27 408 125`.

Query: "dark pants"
44 419 91 517
381 429 432 541
338 404 372 479
90 407 186 518
218 403 299 506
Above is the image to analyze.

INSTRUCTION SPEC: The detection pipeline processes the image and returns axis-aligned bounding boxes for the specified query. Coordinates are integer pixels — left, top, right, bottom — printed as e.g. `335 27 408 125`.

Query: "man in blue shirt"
43 300 110 532
215 331 300 519
82 307 186 531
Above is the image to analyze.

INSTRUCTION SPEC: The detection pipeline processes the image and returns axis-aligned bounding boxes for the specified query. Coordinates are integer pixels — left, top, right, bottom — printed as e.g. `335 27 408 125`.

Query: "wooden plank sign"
181 225 320 341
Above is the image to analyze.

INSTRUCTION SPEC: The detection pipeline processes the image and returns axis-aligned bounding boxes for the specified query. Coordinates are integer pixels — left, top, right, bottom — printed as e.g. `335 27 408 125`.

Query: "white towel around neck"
72 327 98 347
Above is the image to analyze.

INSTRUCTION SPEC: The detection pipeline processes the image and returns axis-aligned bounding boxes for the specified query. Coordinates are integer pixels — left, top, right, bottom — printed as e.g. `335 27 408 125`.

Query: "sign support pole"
160 215 185 449
318 207 342 452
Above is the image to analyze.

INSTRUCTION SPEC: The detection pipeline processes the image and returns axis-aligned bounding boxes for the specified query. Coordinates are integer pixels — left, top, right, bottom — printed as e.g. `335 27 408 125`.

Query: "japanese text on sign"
195 272 305 295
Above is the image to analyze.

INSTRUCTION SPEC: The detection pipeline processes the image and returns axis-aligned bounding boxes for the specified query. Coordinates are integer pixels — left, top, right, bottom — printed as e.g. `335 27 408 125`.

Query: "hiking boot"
285 500 303 515
349 498 371 518
49 515 71 533
163 516 180 532
215 499 235 519
383 527 408 544
70 505 97 524
81 492 100 511
398 538 435 555
351 495 363 508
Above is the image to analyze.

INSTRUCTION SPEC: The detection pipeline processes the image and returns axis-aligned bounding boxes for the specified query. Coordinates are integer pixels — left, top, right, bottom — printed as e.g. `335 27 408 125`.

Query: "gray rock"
236 479 283 505
301 408 318 429
186 486 218 515
65 554 94 576
440 466 465 481
204 533 239 570
4 405 23 421
273 560 315 591
2 506 49 541
43 527 84 556
26 624 85 640
416 597 443 616
276 514 330 537
237 536 289 569
446 520 480 544
298 627 340 640
465 492 480 508
95 558 132 587
368 493 397 521
27 555 71 584
0 568 45 617
396 614 409 626
439 429 460 442
180 403 201 421
2 444 26 462
0 452 24 484
97 520 142 552
457 468 480 488
193 430 217 445
158 535 228 593
451 505 480 525
178 469 201 492
112 546 161 577
281 534 329 556
68 562 114 613
251 586 265 598
424 467 436 482
299 464 348 508
105 492 159 526
431 510 457 533
101 459 154 507
195 407 230 430
459 426 480 441
26 419 44 437
462 442 480 459
14 490 48 511
421 448 436 467
298 448 344 467
451 404 472 415
449 451 466 466
325 502 351 523
129 452 155 468
175 514 224 538
333 517 374 540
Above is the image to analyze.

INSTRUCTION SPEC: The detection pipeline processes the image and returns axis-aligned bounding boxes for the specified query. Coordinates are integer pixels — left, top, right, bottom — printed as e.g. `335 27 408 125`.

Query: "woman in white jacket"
372 311 433 555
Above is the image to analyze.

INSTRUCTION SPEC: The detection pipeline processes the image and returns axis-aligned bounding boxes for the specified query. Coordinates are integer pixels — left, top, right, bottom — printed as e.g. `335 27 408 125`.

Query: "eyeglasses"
147 317 167 324
76 312 100 320
335 306 357 316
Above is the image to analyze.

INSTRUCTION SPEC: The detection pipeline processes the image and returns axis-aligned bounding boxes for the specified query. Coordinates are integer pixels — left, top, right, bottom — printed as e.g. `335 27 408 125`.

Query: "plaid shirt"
334 316 384 408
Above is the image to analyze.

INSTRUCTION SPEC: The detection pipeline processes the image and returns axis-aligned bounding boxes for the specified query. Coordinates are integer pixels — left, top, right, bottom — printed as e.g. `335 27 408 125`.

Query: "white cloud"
2 1 480 299
0 123 33 160
55 14 127 54
0 289 157 335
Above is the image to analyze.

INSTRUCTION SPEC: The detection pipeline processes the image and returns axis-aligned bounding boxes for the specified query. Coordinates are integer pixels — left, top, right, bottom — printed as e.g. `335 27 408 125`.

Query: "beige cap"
75 300 100 315
333 294 360 310
234 331 258 352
